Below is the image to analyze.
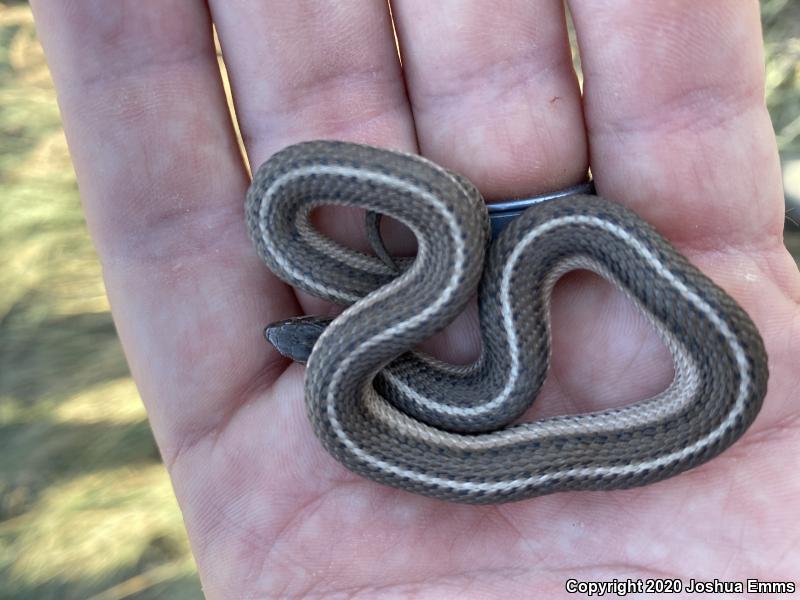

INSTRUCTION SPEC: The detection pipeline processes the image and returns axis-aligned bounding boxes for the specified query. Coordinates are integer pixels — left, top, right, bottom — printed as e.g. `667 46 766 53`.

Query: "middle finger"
210 0 419 314
210 0 415 165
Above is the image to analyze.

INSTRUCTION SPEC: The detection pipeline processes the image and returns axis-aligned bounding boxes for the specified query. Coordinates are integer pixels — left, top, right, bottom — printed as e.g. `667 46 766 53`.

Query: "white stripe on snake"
245 140 768 504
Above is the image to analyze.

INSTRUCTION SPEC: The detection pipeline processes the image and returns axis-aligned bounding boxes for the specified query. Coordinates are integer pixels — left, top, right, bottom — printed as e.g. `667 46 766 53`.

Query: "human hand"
32 1 799 597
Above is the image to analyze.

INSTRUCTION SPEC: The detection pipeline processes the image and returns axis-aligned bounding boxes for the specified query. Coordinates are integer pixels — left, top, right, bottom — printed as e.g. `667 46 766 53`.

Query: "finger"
29 0 296 458
209 0 415 166
565 0 798 430
383 0 588 364
567 0 785 248
391 0 588 199
209 1 418 317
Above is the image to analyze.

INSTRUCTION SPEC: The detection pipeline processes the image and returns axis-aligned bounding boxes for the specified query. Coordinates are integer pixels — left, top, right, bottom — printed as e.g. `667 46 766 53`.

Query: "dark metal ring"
487 180 595 239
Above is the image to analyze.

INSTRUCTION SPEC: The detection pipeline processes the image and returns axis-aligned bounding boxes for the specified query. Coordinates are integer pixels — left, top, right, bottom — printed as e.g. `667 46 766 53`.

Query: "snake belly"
245 140 768 504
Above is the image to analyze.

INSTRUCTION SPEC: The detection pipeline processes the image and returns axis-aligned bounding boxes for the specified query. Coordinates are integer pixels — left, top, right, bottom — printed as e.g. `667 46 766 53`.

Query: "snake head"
264 316 333 364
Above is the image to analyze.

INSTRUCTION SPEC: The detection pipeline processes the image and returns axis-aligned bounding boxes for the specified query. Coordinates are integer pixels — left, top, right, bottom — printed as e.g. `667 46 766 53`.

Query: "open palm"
33 1 799 597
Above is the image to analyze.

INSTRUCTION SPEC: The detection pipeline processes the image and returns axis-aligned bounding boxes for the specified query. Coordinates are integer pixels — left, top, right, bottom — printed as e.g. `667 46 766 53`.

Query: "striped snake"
245 140 768 504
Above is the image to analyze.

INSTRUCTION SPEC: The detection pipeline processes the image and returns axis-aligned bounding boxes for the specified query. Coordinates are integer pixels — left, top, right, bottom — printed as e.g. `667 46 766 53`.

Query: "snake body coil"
245 140 768 504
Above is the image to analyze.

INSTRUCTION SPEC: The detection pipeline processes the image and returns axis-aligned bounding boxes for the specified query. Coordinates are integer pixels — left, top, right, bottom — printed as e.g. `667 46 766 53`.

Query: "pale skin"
31 1 800 597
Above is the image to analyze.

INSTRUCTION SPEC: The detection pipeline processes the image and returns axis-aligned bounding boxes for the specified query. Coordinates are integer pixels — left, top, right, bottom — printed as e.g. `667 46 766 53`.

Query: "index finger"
29 0 297 457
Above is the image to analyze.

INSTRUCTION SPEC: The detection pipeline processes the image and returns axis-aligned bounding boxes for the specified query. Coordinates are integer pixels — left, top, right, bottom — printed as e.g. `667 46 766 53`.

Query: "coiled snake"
245 140 768 504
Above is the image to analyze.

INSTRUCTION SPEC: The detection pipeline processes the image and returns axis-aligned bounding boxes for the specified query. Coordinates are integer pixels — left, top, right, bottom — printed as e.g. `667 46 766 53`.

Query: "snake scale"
245 140 768 504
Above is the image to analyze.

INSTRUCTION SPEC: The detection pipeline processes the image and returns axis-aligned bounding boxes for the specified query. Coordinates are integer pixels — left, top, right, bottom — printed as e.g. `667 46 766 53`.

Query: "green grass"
0 1 797 598
763 0 800 157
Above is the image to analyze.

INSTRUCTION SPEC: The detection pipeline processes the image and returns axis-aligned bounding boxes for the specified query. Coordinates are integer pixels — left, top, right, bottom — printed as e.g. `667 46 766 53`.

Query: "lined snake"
245 140 768 504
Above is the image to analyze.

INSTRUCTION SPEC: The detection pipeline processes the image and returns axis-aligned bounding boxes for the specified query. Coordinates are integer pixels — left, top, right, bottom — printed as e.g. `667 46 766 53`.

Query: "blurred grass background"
0 1 797 598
